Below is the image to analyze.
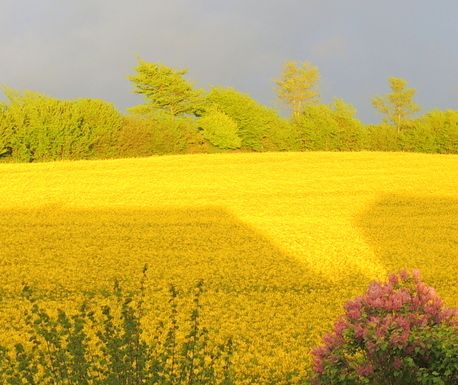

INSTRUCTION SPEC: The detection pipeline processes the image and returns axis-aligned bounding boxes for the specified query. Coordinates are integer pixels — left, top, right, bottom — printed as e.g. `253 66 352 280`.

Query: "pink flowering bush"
311 270 457 385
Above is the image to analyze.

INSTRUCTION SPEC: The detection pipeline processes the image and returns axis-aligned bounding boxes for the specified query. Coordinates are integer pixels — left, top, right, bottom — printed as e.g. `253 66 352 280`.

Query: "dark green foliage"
399 121 438 153
262 116 300 152
414 325 458 385
0 271 234 385
116 116 157 158
411 111 458 154
117 112 208 157
364 124 401 152
432 112 458 154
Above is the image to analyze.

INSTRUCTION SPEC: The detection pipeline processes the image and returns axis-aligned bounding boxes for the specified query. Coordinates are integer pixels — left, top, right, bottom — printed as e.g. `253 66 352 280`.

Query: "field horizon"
1 151 457 383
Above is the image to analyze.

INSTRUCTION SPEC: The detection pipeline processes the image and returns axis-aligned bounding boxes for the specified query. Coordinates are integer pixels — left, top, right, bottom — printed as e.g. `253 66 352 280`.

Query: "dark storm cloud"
1 0 457 121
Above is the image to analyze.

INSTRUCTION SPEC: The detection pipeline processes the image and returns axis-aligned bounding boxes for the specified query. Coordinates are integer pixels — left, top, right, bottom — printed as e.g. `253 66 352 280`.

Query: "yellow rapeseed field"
0 151 457 384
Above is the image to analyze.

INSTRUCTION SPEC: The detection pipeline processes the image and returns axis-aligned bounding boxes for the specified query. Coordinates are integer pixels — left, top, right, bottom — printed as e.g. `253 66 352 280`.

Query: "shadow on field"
0 205 322 297
355 194 458 299
0 206 331 385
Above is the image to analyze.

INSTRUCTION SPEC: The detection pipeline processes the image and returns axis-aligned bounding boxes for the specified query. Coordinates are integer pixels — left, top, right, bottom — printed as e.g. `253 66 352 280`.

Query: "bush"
364 124 401 152
118 112 206 156
431 111 458 154
198 109 241 150
412 111 458 154
0 89 123 162
74 98 124 159
364 111 458 154
206 87 293 151
398 121 437 153
311 270 457 385
262 116 299 152
0 271 234 385
294 99 364 151
116 116 157 158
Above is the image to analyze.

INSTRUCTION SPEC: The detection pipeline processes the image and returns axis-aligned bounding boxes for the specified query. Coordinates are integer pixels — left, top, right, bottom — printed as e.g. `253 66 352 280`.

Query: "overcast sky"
1 0 457 122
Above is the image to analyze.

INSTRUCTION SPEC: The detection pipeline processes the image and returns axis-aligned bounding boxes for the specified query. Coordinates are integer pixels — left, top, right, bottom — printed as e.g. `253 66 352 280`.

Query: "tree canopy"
1 59 457 162
372 77 420 132
275 61 320 118
199 108 241 150
128 60 203 117
206 87 283 151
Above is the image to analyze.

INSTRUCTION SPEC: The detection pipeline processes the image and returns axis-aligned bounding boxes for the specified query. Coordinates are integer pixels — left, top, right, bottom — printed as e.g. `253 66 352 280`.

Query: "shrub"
0 89 123 162
412 111 458 154
198 109 241 150
262 116 299 152
117 113 210 157
73 98 124 159
311 270 458 385
431 111 458 154
294 99 364 151
206 87 292 151
116 116 157 158
129 112 208 155
398 120 437 153
0 271 234 385
363 124 400 152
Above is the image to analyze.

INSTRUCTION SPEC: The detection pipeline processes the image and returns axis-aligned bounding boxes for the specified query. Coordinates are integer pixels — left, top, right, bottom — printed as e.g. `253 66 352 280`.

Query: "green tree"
364 124 401 152
427 110 458 154
275 61 320 118
128 59 203 117
294 99 364 151
199 108 241 149
372 77 420 132
408 110 458 154
0 88 123 162
206 87 292 151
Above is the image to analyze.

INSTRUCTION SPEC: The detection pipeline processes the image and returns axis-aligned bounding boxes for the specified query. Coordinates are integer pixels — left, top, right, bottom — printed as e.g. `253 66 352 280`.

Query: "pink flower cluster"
311 270 457 384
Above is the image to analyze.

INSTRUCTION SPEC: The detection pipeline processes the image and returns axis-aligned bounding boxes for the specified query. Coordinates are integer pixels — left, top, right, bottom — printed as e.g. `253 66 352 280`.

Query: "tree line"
0 59 457 162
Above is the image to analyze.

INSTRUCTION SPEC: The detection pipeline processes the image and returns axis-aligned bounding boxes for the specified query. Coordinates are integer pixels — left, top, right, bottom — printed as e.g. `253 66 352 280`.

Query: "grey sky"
1 0 457 122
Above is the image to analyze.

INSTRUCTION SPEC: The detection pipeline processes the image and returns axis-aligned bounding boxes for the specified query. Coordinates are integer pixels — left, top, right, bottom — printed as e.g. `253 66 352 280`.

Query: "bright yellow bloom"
0 151 456 384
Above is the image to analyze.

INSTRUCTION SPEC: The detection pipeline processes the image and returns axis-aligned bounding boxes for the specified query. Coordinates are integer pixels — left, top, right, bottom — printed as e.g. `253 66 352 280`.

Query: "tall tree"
275 61 320 118
128 60 203 117
372 77 420 132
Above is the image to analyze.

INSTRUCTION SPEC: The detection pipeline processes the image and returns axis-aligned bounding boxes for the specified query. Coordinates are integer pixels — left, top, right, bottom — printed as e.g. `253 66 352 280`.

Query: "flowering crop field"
0 151 457 384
